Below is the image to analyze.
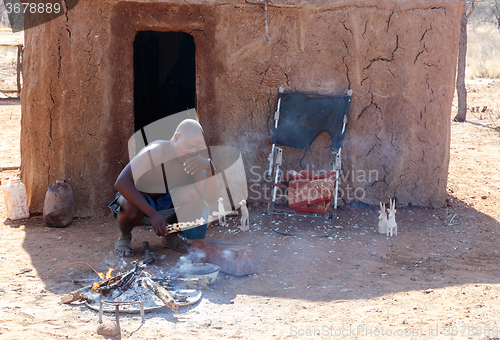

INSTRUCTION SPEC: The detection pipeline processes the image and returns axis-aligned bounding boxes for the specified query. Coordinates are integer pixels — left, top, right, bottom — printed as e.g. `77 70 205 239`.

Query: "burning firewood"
61 257 207 306
61 247 207 312
90 263 142 297
142 278 180 312
61 261 144 303
61 286 90 304
61 276 206 304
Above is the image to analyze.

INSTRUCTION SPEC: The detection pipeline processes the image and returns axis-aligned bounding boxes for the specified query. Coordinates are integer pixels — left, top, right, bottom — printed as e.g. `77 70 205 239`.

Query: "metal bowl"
179 262 220 285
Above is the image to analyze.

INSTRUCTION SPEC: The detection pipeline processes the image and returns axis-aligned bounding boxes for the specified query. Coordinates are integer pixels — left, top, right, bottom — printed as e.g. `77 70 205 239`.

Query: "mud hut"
21 0 463 216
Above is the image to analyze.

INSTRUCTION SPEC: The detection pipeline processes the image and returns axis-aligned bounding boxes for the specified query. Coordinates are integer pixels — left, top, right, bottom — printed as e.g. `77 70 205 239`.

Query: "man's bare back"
131 140 191 196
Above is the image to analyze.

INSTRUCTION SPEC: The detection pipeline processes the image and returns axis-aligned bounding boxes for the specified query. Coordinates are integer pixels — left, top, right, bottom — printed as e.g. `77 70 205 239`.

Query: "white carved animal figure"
386 199 397 237
378 202 388 234
218 197 226 226
239 199 249 231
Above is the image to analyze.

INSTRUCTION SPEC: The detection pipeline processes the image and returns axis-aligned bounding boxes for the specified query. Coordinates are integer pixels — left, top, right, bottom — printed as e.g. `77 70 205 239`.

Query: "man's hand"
150 211 168 237
183 155 210 175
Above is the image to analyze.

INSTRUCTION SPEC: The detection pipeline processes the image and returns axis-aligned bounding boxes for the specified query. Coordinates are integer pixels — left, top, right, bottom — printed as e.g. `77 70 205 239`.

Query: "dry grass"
467 23 500 78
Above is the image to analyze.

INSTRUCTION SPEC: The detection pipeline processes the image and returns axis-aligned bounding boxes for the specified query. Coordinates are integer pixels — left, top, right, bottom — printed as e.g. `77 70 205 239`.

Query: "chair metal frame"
266 88 352 237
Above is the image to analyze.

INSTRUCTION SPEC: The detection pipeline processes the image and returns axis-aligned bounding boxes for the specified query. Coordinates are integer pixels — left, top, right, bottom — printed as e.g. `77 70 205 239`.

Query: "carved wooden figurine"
218 197 226 226
386 199 397 237
378 202 388 234
239 199 249 231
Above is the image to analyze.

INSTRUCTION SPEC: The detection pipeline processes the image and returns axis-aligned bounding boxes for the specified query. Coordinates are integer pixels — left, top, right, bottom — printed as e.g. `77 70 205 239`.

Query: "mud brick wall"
21 0 463 216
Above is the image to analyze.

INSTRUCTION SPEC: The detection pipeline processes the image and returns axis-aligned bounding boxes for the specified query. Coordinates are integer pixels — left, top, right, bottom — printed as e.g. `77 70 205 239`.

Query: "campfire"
96 268 114 281
61 242 207 314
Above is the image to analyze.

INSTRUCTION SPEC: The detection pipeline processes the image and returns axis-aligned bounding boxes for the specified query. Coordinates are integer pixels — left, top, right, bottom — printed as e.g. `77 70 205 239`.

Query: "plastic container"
3 178 30 220
43 180 74 227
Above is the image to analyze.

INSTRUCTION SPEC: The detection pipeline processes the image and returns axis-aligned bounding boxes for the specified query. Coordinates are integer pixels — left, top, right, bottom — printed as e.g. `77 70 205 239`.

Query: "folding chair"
266 88 352 237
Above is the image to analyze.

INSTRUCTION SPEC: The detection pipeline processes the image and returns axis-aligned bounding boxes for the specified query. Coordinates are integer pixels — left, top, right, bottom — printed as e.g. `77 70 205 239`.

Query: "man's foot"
115 238 134 257
162 233 190 253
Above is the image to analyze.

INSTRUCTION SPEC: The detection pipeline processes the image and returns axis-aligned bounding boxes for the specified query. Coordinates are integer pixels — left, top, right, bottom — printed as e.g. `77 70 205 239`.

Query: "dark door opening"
134 31 196 132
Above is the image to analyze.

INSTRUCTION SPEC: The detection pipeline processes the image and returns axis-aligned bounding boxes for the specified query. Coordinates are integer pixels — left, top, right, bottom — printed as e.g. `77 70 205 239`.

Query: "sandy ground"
0 79 499 340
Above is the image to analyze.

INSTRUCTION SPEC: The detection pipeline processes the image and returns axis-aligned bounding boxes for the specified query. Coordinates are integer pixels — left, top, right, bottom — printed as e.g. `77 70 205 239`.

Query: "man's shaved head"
172 119 207 162
175 119 204 137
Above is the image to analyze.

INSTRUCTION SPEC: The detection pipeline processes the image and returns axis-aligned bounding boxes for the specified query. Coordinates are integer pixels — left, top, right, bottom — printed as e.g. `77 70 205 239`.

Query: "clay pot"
43 180 74 227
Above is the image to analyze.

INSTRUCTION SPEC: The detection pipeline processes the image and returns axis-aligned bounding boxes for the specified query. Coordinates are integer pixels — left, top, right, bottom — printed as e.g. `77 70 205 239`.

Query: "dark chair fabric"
273 92 350 151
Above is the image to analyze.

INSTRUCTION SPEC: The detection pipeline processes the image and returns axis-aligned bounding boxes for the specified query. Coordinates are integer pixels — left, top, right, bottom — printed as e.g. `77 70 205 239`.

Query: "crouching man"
109 119 219 256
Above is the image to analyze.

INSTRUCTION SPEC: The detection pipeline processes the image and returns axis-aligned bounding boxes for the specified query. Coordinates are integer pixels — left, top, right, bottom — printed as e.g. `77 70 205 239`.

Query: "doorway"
133 31 196 132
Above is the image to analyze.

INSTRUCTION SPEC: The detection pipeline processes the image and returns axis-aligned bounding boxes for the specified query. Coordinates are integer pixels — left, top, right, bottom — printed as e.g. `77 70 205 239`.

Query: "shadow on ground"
9 195 500 309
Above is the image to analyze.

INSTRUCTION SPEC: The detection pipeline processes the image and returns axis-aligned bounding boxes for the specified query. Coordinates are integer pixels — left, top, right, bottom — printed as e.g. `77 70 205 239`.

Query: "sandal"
162 234 190 253
115 238 134 257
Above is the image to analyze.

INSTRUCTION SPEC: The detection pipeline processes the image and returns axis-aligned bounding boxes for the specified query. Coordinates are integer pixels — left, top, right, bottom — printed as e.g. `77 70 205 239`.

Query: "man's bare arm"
114 164 168 236
192 169 220 204
183 156 220 204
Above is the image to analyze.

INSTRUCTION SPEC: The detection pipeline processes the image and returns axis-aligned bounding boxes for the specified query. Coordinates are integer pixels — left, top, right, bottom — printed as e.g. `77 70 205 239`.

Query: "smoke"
170 248 207 275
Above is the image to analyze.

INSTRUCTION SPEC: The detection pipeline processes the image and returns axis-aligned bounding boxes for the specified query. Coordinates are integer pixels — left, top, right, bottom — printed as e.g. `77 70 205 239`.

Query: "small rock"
340 288 353 293
97 322 120 336
424 289 434 294
481 195 487 199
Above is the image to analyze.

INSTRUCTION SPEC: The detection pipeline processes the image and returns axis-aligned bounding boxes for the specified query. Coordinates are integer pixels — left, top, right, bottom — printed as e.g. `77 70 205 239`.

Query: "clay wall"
21 0 463 216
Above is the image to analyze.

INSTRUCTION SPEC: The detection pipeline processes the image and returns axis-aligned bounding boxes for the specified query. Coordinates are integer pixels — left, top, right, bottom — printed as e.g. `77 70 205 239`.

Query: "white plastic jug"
3 178 30 220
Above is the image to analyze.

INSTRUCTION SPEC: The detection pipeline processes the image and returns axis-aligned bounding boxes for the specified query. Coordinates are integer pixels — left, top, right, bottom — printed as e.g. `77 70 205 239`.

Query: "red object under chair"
285 171 337 215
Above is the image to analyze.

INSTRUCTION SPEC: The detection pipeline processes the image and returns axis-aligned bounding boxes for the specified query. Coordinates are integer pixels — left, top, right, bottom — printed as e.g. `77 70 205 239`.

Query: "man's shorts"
108 192 208 240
